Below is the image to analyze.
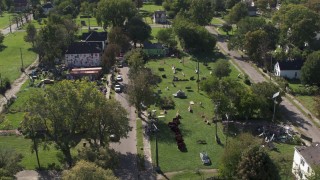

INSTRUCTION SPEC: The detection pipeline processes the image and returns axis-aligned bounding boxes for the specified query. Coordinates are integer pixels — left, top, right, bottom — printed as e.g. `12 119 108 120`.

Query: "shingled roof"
278 59 304 70
66 42 103 54
296 142 320 167
82 31 107 42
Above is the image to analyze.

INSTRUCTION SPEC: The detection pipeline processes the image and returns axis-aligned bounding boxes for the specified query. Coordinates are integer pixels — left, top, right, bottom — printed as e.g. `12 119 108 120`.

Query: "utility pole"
272 92 280 122
20 48 24 72
197 58 200 92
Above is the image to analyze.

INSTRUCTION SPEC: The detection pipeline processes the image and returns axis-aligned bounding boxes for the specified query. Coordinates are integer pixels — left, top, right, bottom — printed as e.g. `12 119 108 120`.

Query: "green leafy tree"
96 0 137 27
0 147 23 179
24 23 37 47
221 23 232 36
125 49 146 76
272 4 320 49
305 0 320 13
128 69 156 116
226 2 248 24
225 0 240 9
134 0 143 9
228 17 266 50
156 28 177 48
307 165 320 180
173 15 216 53
219 133 259 179
188 0 214 26
162 0 191 17
22 80 130 167
77 146 119 169
102 43 121 69
237 146 280 180
213 59 231 79
251 82 282 117
108 26 131 51
301 51 320 86
126 16 151 47
62 160 118 180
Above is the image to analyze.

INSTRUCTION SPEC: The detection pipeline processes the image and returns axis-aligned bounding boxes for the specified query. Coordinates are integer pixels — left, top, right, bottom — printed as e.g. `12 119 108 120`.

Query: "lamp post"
152 119 160 172
9 14 12 33
272 91 280 122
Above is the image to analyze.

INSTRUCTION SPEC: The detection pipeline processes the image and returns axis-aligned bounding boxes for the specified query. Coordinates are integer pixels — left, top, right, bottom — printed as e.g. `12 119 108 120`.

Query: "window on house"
301 159 305 166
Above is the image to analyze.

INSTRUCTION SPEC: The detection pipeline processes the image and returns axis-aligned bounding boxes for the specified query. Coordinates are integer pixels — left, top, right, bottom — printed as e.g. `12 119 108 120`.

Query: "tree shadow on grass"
0 45 7 51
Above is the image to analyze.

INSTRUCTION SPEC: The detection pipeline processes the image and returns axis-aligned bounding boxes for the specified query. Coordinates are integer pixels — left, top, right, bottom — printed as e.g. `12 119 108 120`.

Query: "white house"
292 142 320 180
65 42 103 68
274 59 304 79
153 10 166 24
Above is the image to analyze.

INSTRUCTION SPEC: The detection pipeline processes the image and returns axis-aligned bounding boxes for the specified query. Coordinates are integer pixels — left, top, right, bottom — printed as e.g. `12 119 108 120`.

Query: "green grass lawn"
211 18 224 25
146 57 241 172
150 27 162 43
21 20 46 30
0 32 37 82
0 82 37 130
0 136 62 170
0 12 11 29
141 2 163 13
75 15 99 27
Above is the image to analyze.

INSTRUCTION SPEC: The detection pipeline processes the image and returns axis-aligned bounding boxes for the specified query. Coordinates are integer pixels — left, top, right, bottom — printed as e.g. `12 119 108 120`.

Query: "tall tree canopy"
96 0 137 27
156 28 177 48
62 160 118 180
188 0 214 26
22 80 131 167
24 23 37 47
237 146 280 180
272 4 320 50
301 51 320 86
108 26 131 51
125 16 151 47
173 14 216 53
0 147 23 179
226 2 248 24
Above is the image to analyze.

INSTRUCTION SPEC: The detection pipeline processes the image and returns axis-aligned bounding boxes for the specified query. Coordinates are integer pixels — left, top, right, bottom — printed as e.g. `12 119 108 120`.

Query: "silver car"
200 152 211 165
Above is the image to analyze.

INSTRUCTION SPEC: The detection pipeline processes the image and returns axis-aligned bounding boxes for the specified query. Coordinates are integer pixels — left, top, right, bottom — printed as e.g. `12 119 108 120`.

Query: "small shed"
274 59 304 79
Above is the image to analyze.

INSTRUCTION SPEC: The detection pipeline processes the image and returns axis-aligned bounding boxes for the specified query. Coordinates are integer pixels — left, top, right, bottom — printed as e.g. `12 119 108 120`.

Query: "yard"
141 2 163 13
0 32 37 82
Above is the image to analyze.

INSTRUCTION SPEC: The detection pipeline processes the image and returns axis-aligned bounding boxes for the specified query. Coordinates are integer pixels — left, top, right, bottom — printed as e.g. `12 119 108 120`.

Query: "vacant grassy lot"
0 82 36 130
0 136 62 170
0 32 37 82
75 15 99 27
150 27 162 43
211 18 224 25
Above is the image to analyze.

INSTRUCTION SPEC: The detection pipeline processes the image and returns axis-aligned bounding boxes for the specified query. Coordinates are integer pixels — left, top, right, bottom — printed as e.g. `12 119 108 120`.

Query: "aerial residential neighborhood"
0 0 319 180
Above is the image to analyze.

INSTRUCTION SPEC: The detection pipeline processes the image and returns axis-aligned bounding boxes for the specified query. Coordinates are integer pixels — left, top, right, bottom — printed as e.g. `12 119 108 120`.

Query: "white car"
116 75 123 81
115 84 121 93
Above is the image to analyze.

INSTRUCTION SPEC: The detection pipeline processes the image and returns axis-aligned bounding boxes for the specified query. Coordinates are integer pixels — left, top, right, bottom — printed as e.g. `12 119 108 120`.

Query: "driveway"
205 26 320 142
109 67 139 179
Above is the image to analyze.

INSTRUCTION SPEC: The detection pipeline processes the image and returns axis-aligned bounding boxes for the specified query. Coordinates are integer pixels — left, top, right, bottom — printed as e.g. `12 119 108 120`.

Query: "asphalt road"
109 67 139 180
205 26 320 143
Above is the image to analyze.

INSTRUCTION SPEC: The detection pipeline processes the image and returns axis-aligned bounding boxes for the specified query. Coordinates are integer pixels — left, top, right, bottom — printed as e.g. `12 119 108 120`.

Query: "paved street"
109 67 139 179
206 26 320 142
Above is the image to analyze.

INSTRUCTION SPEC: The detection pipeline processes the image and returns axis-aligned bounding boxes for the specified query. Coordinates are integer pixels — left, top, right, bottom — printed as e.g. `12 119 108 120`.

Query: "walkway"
205 26 320 143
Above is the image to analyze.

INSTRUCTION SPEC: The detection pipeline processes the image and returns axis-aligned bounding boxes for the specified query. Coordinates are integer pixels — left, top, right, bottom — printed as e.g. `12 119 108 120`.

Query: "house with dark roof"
153 10 167 24
82 31 108 49
13 0 29 12
292 142 320 179
274 59 304 79
42 2 53 15
65 42 103 68
143 42 168 57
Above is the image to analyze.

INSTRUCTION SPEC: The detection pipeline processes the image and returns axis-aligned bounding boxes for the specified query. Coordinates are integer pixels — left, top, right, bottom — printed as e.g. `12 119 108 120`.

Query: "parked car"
115 84 121 93
109 134 120 142
200 152 211 165
116 75 123 81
